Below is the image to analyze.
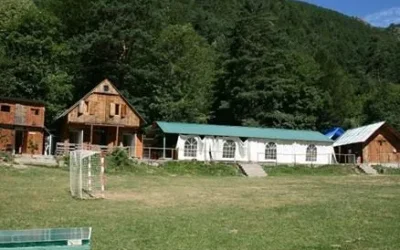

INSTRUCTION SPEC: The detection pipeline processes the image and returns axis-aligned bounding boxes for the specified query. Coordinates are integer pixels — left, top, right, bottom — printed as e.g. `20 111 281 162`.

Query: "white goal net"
70 150 105 199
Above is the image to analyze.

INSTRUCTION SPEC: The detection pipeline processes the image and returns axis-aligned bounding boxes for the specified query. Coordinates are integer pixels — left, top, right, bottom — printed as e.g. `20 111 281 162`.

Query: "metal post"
79 153 83 199
133 133 137 158
90 125 93 145
163 136 166 159
88 156 92 192
100 156 105 198
115 126 119 146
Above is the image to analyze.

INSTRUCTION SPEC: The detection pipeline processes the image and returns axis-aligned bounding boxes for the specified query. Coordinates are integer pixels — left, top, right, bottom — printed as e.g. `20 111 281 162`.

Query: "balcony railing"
55 143 176 160
55 143 135 157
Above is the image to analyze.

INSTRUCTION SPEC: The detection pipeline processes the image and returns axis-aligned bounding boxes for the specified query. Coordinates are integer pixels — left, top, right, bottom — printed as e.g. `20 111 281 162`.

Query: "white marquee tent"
157 122 335 165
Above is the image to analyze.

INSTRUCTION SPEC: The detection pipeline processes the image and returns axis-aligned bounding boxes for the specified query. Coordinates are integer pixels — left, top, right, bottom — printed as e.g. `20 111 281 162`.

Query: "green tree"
151 24 217 123
41 0 167 121
0 0 33 29
215 0 323 129
365 83 400 131
315 50 360 128
0 4 74 121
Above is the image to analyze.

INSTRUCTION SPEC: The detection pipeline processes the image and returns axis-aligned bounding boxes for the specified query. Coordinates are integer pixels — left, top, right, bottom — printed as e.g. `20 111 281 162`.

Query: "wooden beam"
133 132 137 158
90 124 93 144
115 126 119 146
163 135 166 159
83 123 126 128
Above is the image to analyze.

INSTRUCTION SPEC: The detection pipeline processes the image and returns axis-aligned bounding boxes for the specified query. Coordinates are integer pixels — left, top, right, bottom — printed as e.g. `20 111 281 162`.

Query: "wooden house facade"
55 79 145 158
0 97 45 155
334 122 400 164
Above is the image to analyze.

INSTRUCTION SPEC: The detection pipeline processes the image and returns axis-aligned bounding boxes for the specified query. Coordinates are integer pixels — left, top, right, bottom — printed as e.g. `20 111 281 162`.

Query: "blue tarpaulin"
324 127 345 140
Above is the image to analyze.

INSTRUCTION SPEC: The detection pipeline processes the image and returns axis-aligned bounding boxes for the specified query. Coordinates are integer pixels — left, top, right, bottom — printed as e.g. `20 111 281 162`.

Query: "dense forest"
1 0 400 131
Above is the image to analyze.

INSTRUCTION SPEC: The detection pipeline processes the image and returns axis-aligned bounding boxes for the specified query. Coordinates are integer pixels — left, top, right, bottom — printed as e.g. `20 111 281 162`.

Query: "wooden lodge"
334 122 400 165
55 79 145 157
0 97 45 155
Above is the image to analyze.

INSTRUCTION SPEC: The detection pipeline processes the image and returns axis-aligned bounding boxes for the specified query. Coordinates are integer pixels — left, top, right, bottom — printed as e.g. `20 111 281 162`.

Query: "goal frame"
69 150 105 199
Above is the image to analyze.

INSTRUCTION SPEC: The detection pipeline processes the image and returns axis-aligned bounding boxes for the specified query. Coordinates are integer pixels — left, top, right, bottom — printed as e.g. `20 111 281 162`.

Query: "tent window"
184 137 197 157
306 144 317 162
265 142 277 160
223 140 236 159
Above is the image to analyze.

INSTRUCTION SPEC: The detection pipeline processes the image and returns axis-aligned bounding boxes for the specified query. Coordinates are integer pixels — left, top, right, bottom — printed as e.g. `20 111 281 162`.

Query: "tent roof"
156 121 333 143
333 121 386 147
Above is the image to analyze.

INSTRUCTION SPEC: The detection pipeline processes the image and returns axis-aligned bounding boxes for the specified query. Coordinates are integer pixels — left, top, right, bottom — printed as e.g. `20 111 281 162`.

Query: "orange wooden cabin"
54 79 145 157
334 122 400 164
0 97 45 155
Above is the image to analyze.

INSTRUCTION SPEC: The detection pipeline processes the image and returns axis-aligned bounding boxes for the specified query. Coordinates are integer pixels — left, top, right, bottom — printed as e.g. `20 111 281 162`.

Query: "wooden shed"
334 122 400 164
54 79 145 157
0 97 45 155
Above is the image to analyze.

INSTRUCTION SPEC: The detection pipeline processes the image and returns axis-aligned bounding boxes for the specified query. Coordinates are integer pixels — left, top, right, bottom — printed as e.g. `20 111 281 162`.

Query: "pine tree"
215 0 322 129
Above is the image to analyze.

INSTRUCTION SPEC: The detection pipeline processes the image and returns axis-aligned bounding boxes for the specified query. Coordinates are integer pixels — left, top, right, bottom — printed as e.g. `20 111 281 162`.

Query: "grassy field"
263 165 362 176
1 166 400 250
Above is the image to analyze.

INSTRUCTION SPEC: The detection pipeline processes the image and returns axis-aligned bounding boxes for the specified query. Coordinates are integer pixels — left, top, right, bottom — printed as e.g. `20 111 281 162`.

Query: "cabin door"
14 129 24 154
122 134 135 157
99 129 107 146
69 130 83 145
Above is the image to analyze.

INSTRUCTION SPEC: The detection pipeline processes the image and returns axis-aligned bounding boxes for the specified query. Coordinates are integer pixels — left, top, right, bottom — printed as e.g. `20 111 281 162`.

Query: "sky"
299 0 400 27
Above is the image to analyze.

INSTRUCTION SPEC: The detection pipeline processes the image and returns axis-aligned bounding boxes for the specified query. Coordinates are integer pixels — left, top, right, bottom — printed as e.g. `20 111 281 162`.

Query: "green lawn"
263 165 361 176
1 166 400 250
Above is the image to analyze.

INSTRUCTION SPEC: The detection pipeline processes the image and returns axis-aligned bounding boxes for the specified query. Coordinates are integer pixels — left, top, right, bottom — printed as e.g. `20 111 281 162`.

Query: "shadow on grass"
263 164 360 176
106 160 244 177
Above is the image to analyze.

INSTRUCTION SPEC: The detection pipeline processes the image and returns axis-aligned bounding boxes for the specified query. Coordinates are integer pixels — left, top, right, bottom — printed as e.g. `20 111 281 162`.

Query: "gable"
56 79 145 124
366 124 400 150
67 93 141 126
92 80 119 95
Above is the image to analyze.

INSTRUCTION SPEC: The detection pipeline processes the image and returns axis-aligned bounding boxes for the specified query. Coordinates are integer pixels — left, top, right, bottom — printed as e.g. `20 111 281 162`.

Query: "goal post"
70 150 105 199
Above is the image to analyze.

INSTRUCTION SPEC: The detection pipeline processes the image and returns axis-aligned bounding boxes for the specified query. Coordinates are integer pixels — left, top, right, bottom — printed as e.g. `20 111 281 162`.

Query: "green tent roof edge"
156 121 333 143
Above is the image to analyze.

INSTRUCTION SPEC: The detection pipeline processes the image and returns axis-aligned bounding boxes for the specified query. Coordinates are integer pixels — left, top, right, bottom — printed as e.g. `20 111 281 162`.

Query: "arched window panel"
184 137 198 157
265 142 277 160
223 140 236 159
306 144 317 162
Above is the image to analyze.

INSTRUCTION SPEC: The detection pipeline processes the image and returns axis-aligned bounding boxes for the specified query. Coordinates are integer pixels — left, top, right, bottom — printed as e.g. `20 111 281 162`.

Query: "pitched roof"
0 97 45 106
156 121 333 143
333 121 386 147
55 79 145 122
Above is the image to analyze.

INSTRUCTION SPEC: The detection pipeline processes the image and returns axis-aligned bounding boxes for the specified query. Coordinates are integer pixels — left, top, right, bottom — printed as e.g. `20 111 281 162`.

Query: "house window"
306 144 317 162
223 140 236 159
184 137 197 157
31 108 40 115
103 85 109 92
265 142 277 160
85 101 89 113
115 104 120 115
1 105 10 112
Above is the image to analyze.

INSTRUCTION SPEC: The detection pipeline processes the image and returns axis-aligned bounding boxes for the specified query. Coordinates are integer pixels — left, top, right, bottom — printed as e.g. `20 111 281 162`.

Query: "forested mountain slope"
1 0 399 130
